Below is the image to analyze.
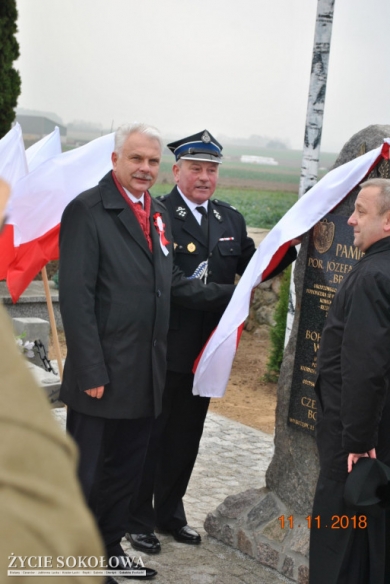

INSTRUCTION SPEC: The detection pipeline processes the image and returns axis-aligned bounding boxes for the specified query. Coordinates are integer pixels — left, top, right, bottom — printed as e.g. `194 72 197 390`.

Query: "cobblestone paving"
53 409 292 583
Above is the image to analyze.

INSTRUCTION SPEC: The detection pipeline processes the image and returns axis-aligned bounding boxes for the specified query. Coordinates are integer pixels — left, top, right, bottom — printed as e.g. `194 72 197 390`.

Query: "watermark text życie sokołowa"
7 553 145 577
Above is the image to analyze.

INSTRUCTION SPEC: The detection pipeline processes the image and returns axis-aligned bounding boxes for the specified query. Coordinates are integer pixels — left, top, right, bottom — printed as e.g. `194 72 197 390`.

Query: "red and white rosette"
153 212 170 256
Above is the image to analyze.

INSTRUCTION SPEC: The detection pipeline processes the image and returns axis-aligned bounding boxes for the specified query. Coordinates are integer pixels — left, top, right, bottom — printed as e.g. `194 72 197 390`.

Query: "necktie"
196 206 208 241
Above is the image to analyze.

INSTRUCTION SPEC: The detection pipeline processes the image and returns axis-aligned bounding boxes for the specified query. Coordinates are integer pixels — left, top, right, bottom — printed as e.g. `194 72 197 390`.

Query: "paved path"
53 409 291 583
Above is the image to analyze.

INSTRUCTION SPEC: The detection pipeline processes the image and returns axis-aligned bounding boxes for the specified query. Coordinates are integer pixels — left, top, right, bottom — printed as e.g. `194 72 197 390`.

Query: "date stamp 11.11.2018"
278 515 367 530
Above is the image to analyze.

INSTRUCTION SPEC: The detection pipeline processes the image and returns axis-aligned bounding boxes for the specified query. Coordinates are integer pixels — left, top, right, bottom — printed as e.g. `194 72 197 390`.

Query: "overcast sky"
14 0 390 153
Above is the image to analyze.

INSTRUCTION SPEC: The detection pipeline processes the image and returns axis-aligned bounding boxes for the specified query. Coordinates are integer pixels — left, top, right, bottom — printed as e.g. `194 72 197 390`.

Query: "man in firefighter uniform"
127 130 296 553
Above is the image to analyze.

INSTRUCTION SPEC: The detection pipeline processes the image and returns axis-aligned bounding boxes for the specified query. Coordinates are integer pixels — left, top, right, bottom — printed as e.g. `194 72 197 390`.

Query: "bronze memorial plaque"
288 212 364 435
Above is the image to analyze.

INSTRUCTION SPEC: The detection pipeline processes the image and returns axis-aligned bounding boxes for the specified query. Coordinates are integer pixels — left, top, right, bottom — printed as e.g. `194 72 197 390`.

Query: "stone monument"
204 125 390 583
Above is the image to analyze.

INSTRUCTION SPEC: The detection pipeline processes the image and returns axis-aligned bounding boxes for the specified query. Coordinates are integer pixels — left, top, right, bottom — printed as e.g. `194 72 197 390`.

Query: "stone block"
1 281 62 330
271 276 282 296
237 529 253 556
298 564 309 584
258 279 272 290
220 524 235 546
256 542 279 570
257 289 278 306
13 316 49 346
262 517 288 543
204 512 220 537
217 488 263 519
255 305 276 327
289 525 310 557
247 492 280 529
281 556 294 579
253 325 271 341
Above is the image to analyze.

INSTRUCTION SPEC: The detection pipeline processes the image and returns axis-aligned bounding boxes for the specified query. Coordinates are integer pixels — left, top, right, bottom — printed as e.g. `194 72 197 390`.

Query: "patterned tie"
196 206 208 241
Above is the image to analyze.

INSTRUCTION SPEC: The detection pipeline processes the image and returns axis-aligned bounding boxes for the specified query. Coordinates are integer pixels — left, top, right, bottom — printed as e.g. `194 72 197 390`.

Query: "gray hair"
360 178 390 215
114 123 164 155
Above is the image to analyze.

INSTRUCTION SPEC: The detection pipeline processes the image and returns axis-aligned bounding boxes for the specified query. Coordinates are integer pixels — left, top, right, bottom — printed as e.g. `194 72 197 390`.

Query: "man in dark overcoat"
309 178 390 584
59 124 234 582
127 130 297 553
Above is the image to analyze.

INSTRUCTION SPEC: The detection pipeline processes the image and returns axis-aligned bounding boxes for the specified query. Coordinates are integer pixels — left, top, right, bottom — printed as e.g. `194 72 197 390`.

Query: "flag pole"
41 265 63 380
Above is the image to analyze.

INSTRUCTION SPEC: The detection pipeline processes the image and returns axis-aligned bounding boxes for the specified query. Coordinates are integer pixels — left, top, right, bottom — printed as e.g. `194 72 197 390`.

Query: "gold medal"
187 242 196 253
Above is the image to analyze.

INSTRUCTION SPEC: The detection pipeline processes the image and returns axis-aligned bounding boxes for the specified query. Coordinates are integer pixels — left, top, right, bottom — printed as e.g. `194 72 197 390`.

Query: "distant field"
157 146 337 193
152 145 334 229
220 144 337 169
150 183 297 229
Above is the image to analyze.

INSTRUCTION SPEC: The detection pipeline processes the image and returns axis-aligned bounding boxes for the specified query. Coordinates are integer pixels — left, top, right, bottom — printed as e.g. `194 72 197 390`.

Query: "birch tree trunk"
285 0 335 343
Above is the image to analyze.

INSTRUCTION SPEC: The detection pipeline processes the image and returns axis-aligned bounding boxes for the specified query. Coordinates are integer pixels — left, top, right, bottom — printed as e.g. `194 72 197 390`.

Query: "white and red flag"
0 123 28 279
0 122 27 184
2 132 114 301
192 140 390 398
0 126 62 288
26 126 62 171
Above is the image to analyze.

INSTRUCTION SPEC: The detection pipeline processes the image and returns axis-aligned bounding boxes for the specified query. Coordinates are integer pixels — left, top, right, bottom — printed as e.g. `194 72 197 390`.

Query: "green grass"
150 183 297 229
150 183 175 197
218 165 299 185
212 188 297 229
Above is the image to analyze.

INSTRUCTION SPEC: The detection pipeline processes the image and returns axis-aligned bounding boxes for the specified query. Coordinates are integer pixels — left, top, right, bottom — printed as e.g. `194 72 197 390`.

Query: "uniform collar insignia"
212 208 222 222
175 205 188 219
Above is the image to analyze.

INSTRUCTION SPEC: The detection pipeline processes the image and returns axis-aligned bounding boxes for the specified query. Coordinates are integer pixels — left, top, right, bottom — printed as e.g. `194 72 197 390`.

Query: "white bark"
285 0 335 345
299 0 335 198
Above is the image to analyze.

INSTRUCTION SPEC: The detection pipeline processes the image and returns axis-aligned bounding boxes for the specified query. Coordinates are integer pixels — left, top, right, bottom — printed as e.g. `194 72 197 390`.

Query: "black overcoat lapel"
100 175 153 262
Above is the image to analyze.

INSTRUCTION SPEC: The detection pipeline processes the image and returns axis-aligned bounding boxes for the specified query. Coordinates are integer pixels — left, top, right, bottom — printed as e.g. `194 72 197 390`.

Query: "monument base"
205 488 309 583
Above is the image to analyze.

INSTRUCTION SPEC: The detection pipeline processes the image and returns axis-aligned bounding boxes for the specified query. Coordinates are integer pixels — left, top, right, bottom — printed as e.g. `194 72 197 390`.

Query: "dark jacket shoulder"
212 199 240 214
152 196 168 212
156 194 168 203
68 184 102 210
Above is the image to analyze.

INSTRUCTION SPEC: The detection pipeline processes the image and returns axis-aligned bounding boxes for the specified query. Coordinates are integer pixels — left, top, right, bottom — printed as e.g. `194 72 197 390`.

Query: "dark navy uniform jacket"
160 186 296 373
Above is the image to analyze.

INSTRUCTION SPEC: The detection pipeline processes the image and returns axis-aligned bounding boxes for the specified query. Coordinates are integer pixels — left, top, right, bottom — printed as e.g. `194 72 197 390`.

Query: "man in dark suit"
59 124 234 582
127 130 297 554
309 178 390 584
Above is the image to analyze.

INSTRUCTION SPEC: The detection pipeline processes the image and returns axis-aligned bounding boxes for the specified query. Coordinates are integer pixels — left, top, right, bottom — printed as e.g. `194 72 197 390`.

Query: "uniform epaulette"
212 199 238 212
